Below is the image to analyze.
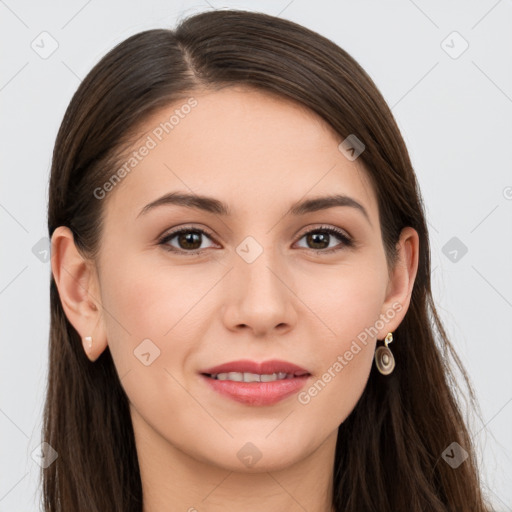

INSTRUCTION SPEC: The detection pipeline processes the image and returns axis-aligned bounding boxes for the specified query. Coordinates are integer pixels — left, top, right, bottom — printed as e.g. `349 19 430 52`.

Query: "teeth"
211 372 295 382
243 372 261 382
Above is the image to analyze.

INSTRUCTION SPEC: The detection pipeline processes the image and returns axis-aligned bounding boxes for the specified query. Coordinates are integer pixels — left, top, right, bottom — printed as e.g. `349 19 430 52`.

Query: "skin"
51 86 419 512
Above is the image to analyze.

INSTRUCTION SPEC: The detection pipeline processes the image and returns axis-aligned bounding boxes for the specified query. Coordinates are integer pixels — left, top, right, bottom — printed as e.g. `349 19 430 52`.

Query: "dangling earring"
83 336 93 353
374 332 395 375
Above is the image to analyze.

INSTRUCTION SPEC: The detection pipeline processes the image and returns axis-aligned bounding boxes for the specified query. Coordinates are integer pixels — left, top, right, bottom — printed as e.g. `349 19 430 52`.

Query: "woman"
43 8 490 511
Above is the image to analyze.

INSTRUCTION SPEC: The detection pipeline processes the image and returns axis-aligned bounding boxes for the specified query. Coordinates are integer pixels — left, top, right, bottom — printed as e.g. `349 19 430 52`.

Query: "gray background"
1 0 511 510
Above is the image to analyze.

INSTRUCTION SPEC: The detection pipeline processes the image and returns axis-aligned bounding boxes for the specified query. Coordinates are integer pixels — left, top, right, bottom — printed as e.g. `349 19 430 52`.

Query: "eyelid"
295 224 352 242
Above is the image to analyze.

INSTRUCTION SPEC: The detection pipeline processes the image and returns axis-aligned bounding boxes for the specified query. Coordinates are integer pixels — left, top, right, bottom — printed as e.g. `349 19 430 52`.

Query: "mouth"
203 370 309 382
199 359 311 406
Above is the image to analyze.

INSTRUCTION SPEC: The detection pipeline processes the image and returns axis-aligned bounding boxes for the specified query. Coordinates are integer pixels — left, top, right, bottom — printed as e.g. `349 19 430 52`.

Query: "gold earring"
374 332 395 375
83 336 93 352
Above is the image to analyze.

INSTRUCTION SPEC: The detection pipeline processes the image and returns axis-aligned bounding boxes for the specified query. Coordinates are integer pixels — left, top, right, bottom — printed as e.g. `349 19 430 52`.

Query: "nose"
221 247 297 338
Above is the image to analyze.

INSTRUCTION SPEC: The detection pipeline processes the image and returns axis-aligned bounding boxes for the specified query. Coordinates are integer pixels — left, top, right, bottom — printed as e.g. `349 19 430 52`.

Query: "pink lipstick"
200 359 311 406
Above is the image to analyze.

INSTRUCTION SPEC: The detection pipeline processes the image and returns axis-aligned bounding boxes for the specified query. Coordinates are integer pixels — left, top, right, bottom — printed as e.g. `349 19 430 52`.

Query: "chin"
210 435 314 473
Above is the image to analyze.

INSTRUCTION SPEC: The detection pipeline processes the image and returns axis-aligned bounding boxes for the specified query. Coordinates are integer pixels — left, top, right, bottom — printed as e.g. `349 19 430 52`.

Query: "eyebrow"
137 191 371 225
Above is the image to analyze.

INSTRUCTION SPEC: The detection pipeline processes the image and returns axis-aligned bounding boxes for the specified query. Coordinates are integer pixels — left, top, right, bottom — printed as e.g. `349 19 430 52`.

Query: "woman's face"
82 87 414 472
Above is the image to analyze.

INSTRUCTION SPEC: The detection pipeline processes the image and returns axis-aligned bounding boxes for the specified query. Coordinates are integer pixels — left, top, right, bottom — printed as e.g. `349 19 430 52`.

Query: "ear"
50 226 108 362
377 226 420 338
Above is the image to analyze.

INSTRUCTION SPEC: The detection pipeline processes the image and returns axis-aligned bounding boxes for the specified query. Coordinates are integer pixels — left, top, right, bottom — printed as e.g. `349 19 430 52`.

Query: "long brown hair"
43 9 490 511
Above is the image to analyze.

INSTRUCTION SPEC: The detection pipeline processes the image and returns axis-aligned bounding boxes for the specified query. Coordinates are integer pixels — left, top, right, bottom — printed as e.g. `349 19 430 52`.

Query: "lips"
200 359 311 406
201 359 310 377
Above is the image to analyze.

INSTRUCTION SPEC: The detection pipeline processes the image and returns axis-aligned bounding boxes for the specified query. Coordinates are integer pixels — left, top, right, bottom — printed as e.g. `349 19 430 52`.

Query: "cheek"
294 260 386 420
98 254 227 376
100 254 208 340
296 292 379 427
97 257 213 434
297 342 375 429
302 255 388 345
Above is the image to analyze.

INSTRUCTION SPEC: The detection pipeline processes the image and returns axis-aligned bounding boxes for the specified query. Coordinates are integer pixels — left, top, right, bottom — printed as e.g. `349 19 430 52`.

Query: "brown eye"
158 224 353 257
176 231 202 250
159 227 216 254
296 226 353 253
305 231 330 250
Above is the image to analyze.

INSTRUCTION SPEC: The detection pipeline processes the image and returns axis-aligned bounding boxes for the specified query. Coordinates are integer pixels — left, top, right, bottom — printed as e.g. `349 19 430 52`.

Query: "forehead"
103 86 378 224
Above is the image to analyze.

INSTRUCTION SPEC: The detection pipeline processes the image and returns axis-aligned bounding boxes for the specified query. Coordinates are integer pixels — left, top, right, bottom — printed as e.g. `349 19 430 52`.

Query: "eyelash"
158 225 354 256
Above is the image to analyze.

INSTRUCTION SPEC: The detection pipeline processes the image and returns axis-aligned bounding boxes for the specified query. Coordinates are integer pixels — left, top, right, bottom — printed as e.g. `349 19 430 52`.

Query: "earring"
374 332 395 375
83 336 93 352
